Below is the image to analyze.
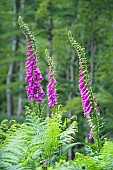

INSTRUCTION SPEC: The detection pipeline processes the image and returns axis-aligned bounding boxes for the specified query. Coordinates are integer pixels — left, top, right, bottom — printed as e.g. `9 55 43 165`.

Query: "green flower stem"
38 103 41 115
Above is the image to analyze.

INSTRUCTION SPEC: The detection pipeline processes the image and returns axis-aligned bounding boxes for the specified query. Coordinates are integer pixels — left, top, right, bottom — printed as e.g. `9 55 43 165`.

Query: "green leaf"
61 142 81 156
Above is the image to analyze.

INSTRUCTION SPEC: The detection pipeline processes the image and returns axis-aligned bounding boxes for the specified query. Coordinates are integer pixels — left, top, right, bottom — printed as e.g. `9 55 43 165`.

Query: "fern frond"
60 120 78 145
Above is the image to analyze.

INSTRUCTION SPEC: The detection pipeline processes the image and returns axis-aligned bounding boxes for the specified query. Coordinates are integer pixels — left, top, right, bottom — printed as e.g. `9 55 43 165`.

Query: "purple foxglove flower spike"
45 49 57 107
18 16 45 102
78 59 95 138
68 31 101 142
78 61 93 118
25 39 45 103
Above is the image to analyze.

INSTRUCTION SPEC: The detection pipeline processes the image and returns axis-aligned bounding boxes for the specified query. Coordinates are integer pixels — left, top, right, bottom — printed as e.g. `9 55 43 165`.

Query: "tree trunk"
17 61 24 115
6 0 20 116
67 48 76 160
6 63 14 116
17 0 25 115
90 32 96 86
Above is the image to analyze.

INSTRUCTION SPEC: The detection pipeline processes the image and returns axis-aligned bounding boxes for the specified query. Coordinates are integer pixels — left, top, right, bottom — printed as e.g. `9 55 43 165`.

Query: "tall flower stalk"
18 16 45 103
45 49 57 107
68 31 101 152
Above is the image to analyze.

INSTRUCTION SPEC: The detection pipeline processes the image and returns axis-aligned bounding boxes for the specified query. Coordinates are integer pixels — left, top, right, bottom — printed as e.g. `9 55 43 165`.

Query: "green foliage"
96 89 113 111
63 97 82 115
0 106 78 169
47 140 113 170
0 1 113 143
2 108 112 170
98 141 113 169
0 119 21 147
1 105 112 170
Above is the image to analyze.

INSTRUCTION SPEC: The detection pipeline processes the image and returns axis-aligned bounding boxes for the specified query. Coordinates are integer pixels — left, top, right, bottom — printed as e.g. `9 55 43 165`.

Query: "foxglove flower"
78 60 96 140
68 31 100 141
89 131 93 140
45 50 57 107
18 16 45 102
47 73 57 107
78 61 92 117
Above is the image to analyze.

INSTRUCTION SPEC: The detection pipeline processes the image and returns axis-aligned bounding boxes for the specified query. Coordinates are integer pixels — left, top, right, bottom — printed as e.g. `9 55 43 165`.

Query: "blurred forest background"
0 0 113 142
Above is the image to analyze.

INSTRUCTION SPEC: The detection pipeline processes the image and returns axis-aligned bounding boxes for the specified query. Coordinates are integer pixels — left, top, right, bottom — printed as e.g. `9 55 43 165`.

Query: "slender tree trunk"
6 63 14 116
67 48 76 160
17 0 25 115
17 61 24 115
90 32 96 86
67 93 72 160
6 0 20 116
49 18 53 57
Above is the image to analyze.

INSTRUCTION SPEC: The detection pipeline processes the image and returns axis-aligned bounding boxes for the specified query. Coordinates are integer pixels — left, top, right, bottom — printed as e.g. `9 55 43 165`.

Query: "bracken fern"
0 106 77 169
